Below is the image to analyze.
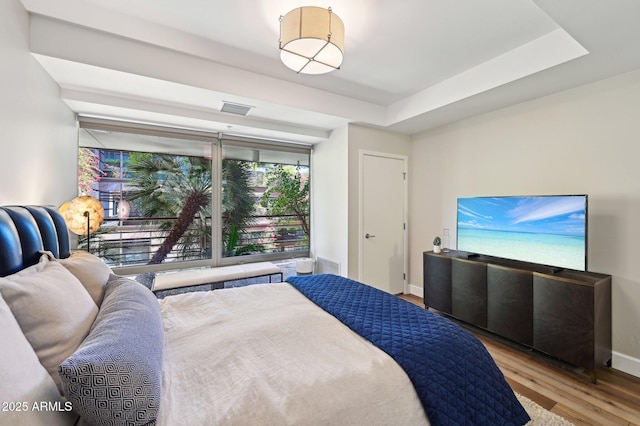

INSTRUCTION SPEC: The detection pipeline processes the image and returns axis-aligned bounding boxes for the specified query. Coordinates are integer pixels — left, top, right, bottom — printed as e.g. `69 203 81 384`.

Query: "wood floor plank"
398 294 640 426
508 379 556 410
485 344 640 424
507 379 556 410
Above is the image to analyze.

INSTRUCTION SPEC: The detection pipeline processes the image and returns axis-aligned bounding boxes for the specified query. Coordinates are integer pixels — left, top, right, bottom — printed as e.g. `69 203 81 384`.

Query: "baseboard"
612 351 640 379
407 283 422 298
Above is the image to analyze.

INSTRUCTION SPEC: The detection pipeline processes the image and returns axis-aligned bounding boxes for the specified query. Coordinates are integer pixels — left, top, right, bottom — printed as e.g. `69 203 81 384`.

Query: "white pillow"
0 292 78 425
0 255 98 392
58 250 112 306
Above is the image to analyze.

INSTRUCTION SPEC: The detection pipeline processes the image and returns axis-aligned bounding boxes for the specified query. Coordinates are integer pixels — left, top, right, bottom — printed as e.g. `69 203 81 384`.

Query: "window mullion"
211 138 223 267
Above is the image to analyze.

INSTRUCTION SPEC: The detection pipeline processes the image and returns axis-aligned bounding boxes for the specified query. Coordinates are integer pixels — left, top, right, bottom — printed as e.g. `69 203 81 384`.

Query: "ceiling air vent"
220 101 253 116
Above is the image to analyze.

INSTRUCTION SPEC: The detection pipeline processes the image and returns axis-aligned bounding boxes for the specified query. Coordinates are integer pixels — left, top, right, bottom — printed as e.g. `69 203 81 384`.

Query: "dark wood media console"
423 250 612 382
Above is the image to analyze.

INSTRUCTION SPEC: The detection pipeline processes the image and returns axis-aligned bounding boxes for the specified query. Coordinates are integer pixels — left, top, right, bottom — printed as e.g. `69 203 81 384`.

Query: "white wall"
0 0 76 206
312 124 411 279
311 125 349 274
409 69 640 377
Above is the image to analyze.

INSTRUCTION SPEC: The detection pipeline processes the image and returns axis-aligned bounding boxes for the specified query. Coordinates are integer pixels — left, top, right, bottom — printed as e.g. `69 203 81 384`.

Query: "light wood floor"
399 294 640 426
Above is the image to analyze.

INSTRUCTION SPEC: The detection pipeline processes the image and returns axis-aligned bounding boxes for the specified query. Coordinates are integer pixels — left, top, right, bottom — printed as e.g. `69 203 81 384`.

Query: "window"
77 119 310 274
221 138 310 259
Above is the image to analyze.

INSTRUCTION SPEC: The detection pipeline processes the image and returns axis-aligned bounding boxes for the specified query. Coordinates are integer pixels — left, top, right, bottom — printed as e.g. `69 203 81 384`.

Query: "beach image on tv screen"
457 196 586 270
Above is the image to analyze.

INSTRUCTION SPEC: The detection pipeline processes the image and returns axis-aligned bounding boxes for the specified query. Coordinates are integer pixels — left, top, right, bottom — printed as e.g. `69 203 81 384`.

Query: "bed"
0 205 530 426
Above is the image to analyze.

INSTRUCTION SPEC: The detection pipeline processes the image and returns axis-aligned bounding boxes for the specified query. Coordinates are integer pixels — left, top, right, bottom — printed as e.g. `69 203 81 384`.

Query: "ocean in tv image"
457 196 586 270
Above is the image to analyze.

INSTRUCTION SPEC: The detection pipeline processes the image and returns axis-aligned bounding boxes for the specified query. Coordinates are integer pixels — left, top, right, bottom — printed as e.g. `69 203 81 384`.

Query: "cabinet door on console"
423 253 452 314
487 265 533 346
452 258 487 328
533 274 595 370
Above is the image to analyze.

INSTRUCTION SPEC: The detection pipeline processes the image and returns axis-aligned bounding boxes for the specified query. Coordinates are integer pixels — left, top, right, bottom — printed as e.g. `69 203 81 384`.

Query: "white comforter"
158 283 429 426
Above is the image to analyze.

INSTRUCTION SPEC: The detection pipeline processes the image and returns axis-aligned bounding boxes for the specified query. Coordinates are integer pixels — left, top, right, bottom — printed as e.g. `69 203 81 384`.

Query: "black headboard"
0 206 71 277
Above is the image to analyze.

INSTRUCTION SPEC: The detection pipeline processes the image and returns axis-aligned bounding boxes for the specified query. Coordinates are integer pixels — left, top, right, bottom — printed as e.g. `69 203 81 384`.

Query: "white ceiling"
20 0 640 143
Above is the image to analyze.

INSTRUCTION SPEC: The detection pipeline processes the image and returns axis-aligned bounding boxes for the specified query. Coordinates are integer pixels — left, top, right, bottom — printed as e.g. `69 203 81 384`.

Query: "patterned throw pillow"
58 276 164 426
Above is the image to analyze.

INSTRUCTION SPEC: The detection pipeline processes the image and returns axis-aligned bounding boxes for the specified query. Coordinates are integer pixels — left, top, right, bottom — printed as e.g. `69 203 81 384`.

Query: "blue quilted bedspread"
287 274 530 426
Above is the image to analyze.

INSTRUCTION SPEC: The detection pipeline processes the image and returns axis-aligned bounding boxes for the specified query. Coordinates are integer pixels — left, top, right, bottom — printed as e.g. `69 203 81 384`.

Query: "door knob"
365 233 376 239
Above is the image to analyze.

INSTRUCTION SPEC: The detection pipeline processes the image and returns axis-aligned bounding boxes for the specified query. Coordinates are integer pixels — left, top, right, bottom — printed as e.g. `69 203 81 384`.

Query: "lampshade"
61 195 105 235
279 6 344 74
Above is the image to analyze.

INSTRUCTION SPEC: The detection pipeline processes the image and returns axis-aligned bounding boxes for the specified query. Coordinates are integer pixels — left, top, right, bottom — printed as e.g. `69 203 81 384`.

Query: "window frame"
77 117 311 276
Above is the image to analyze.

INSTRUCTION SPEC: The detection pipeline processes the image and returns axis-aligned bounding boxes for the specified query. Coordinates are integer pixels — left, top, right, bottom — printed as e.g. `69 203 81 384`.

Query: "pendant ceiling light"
279 6 345 75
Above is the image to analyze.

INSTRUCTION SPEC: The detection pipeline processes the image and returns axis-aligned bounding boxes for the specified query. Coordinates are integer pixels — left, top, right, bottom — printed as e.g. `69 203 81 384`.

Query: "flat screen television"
457 195 587 271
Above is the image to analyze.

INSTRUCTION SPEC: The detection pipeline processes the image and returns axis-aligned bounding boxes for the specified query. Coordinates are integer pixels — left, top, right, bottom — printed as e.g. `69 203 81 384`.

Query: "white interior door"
361 152 406 294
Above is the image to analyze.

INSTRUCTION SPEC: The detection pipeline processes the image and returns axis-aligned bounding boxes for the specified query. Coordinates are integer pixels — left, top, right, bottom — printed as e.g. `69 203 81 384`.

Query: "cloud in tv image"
457 196 587 270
